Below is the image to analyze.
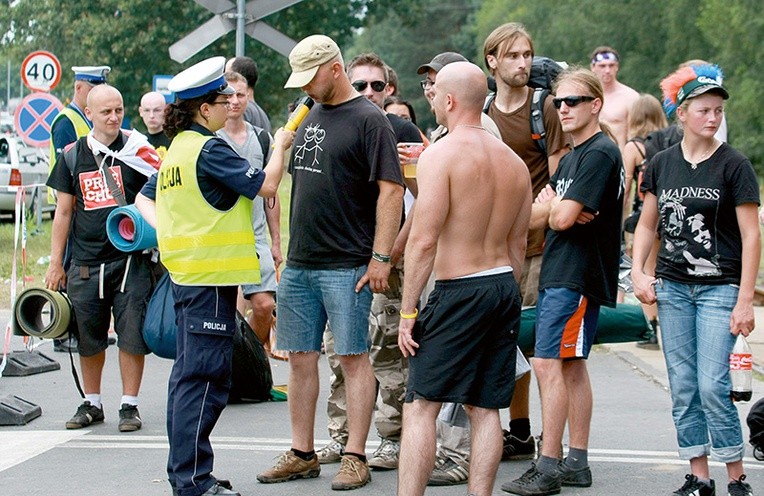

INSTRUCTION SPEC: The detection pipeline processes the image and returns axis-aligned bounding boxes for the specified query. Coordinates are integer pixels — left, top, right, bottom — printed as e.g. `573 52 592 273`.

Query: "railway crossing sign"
14 93 63 147
20 51 62 92
169 0 303 63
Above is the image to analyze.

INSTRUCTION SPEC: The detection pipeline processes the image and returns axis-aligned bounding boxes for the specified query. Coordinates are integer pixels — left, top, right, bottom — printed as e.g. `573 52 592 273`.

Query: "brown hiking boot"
331 454 371 490
256 450 320 483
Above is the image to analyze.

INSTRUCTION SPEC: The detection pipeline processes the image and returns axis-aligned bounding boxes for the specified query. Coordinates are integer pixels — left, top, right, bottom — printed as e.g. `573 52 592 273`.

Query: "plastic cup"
400 142 425 178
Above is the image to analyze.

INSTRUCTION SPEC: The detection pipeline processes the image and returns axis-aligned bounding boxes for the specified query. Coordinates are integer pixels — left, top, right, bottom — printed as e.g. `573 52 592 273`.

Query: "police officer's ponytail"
163 93 219 139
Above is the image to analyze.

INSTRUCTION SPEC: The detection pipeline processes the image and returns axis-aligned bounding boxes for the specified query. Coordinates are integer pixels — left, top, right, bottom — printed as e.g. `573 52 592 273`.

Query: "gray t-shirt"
244 101 272 134
217 124 273 258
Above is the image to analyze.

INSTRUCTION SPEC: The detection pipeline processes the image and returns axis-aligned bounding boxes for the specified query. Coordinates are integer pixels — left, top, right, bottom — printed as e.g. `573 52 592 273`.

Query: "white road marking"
4 433 763 473
0 430 88 472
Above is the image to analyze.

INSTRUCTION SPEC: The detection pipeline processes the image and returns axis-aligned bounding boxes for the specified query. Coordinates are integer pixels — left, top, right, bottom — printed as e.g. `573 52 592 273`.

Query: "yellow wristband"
400 308 418 319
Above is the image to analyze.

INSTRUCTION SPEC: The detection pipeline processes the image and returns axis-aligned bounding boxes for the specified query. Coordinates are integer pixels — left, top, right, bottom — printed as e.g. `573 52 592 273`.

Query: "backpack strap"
62 140 79 176
530 88 549 155
627 137 646 161
484 89 548 154
254 126 272 163
483 93 495 115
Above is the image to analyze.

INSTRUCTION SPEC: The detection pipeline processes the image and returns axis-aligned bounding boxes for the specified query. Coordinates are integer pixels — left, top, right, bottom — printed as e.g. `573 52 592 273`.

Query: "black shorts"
67 255 153 357
405 271 521 409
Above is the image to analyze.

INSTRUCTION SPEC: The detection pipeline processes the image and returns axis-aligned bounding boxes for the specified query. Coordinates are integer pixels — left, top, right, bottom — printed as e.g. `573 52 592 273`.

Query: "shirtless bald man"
589 46 639 148
396 61 532 496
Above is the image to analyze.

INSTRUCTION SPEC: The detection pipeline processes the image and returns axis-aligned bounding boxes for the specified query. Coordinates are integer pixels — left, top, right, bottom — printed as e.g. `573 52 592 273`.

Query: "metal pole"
235 0 245 57
6 60 10 111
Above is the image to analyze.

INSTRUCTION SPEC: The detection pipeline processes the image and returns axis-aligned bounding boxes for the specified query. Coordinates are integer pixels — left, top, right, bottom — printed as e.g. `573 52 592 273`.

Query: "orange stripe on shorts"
559 296 587 358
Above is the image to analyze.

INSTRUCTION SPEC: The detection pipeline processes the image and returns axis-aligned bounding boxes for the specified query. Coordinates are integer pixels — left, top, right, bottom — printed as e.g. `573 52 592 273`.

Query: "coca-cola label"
730 353 752 370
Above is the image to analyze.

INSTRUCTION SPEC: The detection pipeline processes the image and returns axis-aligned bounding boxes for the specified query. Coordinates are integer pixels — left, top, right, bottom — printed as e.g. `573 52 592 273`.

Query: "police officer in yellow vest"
48 65 110 353
134 56 294 496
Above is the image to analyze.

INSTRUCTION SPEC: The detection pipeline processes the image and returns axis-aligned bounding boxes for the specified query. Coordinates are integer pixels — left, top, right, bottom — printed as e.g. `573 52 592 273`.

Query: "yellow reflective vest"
156 130 260 286
48 106 91 202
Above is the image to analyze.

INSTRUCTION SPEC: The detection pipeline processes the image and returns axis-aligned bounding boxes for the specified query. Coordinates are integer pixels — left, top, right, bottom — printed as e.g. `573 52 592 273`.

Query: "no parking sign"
14 93 64 147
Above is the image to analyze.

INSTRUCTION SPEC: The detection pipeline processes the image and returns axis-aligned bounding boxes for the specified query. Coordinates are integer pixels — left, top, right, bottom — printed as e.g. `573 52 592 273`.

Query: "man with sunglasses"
483 22 569 464
313 52 422 472
502 68 623 496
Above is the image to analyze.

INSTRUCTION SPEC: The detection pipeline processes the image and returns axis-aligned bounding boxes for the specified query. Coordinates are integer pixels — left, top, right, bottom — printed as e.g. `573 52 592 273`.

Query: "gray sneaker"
501 463 561 496
65 401 104 429
118 404 142 432
558 462 592 487
200 482 240 495
317 440 345 464
368 439 400 470
427 456 468 486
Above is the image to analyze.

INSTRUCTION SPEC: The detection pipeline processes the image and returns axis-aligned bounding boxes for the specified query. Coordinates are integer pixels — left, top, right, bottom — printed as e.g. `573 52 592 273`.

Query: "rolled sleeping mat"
13 287 72 339
106 204 157 252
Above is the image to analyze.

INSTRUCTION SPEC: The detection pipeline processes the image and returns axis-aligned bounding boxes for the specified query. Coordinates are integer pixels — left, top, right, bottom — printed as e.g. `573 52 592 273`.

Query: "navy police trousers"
166 284 238 496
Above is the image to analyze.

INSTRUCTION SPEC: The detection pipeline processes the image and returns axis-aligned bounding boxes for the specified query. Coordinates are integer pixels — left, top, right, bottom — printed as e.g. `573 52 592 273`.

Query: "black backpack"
228 311 274 403
484 56 565 155
748 397 764 460
643 124 683 163
622 124 683 233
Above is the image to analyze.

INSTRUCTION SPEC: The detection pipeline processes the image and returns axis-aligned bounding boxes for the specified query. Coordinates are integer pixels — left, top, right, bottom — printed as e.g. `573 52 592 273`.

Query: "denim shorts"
655 278 744 462
534 287 600 359
276 265 372 355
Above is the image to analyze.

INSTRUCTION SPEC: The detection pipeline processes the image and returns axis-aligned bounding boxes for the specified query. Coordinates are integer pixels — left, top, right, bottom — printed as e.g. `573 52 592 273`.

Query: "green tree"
697 0 764 172
0 0 411 129
350 0 482 132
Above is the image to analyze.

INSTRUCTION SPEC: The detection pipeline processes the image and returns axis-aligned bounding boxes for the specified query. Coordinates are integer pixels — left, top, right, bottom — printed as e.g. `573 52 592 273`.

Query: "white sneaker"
316 440 344 464
368 438 400 470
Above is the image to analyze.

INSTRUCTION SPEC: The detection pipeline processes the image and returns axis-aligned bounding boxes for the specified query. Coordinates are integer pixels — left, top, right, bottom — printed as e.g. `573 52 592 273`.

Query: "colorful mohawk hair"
660 64 725 118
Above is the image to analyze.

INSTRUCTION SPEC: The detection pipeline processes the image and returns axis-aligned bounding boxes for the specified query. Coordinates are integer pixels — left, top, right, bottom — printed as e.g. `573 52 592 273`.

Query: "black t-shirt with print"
47 134 150 265
539 132 624 307
287 96 403 268
642 143 759 284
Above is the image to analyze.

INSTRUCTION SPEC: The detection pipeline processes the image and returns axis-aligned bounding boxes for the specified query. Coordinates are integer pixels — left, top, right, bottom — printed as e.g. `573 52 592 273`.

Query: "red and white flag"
87 129 161 177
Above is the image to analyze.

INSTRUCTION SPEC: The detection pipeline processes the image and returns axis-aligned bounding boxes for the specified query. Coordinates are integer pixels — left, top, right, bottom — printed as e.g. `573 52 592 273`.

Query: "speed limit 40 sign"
21 50 62 92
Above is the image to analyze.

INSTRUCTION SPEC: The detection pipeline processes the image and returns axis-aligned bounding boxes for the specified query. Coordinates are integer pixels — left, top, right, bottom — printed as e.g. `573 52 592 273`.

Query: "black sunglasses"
419 79 434 89
552 96 595 109
352 80 387 92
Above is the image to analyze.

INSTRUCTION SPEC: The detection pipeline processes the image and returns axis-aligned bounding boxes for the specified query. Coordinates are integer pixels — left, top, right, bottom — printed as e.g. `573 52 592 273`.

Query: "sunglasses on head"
352 80 387 92
552 96 595 109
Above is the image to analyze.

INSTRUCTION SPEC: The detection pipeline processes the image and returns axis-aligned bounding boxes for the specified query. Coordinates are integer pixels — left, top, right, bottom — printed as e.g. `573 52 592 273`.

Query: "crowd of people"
42 21 758 496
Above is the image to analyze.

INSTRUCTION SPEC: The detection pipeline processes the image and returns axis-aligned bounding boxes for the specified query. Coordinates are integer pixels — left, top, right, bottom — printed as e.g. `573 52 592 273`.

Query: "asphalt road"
1 334 763 495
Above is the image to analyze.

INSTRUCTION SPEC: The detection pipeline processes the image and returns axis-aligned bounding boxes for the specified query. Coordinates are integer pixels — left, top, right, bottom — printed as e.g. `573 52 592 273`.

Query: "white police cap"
71 66 110 84
167 56 235 100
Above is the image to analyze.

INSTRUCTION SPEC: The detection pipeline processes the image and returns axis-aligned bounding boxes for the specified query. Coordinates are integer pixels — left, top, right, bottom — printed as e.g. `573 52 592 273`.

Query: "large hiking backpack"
484 56 566 154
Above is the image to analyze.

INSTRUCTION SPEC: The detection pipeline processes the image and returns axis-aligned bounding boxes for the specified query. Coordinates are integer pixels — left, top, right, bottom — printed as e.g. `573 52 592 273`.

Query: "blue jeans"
655 278 744 462
276 265 372 355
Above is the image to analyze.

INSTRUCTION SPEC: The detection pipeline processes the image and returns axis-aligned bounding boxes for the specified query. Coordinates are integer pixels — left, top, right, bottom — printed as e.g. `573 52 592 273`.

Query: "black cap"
417 52 468 75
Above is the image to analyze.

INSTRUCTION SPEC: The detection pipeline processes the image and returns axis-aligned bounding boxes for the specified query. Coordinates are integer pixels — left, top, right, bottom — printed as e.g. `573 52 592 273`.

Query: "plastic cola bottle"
730 334 753 402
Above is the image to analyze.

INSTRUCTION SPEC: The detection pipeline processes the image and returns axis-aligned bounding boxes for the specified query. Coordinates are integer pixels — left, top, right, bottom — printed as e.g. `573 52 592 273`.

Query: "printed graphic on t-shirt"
294 123 325 172
79 167 124 210
659 186 722 277
555 177 573 197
